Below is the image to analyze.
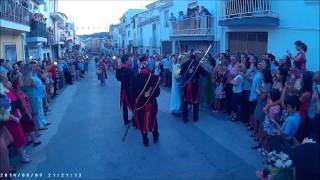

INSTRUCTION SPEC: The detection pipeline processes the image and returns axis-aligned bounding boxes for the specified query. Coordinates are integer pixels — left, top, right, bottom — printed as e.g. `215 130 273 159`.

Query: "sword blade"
122 122 131 142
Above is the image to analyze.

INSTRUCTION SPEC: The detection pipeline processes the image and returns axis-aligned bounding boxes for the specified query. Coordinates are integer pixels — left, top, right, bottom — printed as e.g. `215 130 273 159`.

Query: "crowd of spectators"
31 13 46 24
0 55 89 176
112 40 319 177
169 5 212 34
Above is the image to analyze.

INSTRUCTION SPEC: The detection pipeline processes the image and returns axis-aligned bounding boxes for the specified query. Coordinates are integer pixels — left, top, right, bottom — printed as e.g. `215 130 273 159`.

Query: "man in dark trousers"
131 55 160 147
180 52 209 123
116 55 134 125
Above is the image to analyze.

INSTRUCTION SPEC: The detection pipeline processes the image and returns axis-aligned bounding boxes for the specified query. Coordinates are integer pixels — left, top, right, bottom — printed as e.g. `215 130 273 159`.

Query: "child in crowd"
260 89 282 151
268 95 302 152
230 63 245 121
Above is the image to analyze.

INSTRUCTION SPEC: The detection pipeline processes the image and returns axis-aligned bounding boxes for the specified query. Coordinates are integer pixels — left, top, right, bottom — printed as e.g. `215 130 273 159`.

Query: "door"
4 44 17 63
228 32 268 56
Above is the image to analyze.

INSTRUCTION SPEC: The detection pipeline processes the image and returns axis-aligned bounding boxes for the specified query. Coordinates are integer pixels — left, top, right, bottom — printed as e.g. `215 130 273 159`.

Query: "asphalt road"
17 61 263 180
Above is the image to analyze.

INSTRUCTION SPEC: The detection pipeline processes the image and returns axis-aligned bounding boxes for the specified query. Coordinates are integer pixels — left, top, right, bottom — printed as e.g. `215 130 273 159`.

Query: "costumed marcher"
116 55 134 125
169 54 184 115
97 59 107 86
131 56 160 147
181 51 209 123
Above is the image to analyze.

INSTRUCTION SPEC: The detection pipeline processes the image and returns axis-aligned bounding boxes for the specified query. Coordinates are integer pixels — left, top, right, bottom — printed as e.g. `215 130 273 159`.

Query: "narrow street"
18 61 263 180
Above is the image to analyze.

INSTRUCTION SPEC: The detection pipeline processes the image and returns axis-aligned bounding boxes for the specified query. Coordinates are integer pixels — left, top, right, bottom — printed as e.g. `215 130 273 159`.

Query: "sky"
58 0 154 35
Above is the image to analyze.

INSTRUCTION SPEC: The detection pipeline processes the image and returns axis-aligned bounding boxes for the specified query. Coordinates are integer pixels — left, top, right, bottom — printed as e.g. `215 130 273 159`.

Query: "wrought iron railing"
220 0 278 20
29 20 47 38
0 0 30 26
170 15 213 36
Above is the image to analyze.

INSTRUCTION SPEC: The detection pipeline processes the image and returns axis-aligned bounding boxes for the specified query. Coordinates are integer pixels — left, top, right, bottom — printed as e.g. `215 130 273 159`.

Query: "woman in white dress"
170 55 184 115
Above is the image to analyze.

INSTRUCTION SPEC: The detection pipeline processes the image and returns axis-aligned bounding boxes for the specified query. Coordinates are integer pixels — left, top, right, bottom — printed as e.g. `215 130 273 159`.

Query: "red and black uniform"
131 68 160 146
181 57 208 122
116 64 134 125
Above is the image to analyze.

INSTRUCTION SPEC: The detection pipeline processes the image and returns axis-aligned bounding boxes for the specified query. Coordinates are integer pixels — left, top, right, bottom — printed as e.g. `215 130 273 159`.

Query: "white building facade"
111 0 319 71
218 0 320 71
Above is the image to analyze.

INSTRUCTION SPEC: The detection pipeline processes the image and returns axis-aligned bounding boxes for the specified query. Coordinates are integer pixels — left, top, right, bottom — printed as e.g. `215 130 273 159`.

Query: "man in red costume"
131 56 160 146
116 55 134 125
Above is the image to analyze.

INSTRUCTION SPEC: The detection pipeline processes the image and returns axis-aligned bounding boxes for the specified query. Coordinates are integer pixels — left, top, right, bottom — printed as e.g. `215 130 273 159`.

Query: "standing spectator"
2 80 31 163
148 55 156 73
169 13 177 33
49 61 58 96
30 61 48 130
161 54 172 87
225 55 238 114
296 71 313 142
252 67 273 146
212 54 228 112
287 41 308 79
0 59 8 75
248 57 262 130
11 76 41 147
307 72 320 142
230 63 245 121
57 59 65 88
0 82 14 173
154 56 162 76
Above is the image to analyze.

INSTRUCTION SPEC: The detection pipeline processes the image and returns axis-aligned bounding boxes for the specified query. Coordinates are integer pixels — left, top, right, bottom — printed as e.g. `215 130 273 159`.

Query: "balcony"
0 0 30 32
170 16 214 41
50 12 65 22
219 0 279 27
33 0 46 5
27 20 47 43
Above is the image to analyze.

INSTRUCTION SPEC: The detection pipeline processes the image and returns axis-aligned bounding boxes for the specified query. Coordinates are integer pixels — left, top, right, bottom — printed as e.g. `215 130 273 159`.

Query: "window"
4 44 17 63
164 10 169 28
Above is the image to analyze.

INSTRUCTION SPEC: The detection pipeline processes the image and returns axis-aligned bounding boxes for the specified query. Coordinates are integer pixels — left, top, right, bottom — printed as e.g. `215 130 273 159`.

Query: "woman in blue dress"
170 55 184 115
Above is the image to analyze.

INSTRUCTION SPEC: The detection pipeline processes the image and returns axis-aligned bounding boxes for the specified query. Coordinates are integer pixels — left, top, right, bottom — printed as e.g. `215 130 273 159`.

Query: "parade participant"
131 56 160 147
181 50 209 123
97 59 107 86
116 55 134 125
170 54 184 115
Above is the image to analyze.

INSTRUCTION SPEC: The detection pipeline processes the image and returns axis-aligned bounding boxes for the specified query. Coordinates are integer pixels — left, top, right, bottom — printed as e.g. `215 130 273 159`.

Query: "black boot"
193 104 199 122
142 134 149 147
153 132 159 143
131 117 136 128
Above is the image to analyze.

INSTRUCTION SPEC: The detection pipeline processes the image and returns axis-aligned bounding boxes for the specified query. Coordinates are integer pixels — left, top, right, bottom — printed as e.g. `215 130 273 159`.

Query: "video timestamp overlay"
0 172 82 179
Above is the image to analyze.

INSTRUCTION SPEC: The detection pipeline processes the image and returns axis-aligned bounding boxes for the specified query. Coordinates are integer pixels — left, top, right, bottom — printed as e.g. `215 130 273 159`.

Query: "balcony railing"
220 0 278 20
170 15 213 36
29 20 47 38
0 0 30 26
